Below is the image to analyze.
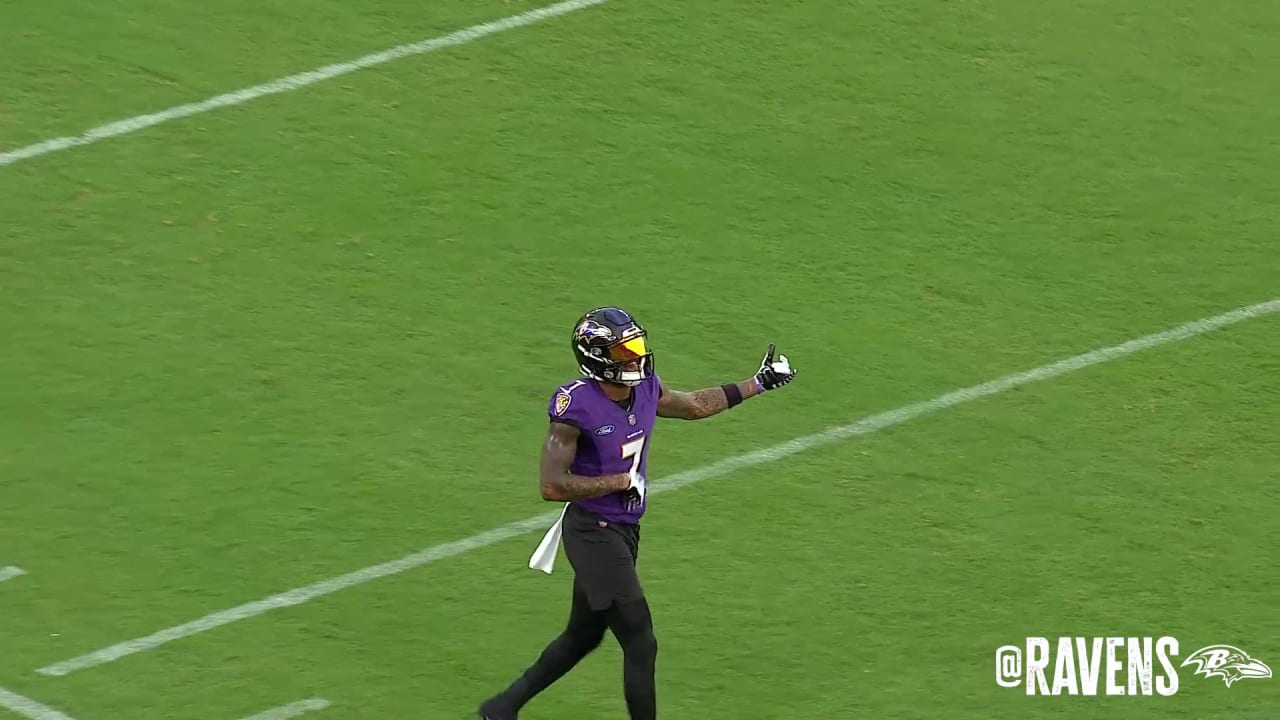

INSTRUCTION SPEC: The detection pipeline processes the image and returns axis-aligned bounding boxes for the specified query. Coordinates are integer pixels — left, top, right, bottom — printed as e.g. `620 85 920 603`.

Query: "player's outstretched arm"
657 379 759 420
657 344 797 421
538 421 631 501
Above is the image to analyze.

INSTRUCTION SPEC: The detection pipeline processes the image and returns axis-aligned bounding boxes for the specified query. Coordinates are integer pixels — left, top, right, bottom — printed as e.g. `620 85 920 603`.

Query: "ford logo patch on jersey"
594 425 615 436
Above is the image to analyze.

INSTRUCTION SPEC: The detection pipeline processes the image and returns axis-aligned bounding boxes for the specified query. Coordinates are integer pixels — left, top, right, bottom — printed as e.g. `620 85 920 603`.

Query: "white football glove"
627 466 647 505
755 343 797 391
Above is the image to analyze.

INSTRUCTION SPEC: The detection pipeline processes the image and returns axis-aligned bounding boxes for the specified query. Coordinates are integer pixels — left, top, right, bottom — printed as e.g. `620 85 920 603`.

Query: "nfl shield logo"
627 414 636 426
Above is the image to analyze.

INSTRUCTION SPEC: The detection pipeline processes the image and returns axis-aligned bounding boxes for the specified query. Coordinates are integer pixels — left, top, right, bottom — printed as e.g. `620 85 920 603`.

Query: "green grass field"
2 0 1277 718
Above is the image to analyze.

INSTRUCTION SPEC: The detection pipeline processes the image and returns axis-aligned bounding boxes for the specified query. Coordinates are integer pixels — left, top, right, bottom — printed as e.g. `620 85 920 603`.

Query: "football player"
478 306 797 720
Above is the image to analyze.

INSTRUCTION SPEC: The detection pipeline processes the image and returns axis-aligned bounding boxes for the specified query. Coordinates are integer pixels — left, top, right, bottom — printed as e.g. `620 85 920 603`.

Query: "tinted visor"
605 335 650 363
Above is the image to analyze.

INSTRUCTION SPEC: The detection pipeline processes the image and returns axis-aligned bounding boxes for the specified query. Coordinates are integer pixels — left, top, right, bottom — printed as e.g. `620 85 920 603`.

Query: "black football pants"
494 584 658 719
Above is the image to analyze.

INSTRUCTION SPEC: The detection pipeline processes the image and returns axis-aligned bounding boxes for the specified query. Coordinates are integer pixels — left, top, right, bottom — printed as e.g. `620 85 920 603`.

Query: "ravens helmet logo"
573 319 614 342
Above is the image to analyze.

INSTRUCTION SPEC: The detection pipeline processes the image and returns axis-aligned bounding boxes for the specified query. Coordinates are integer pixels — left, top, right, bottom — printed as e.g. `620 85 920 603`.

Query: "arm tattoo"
543 472 632 501
685 388 729 418
659 379 760 420
539 421 630 501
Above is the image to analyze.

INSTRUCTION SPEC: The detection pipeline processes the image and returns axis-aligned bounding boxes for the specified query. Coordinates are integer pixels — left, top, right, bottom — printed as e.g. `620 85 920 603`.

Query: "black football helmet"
571 306 654 386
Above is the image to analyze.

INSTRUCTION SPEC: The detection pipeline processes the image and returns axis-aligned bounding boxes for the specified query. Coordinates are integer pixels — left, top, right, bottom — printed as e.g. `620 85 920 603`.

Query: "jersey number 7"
621 436 646 510
621 437 645 477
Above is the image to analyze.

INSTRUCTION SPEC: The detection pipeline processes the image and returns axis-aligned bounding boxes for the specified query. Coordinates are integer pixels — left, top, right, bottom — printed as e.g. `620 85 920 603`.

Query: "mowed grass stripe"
0 0 613 167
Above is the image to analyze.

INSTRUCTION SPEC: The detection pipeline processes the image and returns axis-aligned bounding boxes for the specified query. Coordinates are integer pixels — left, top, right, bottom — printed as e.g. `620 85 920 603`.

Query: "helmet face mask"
572 307 654 387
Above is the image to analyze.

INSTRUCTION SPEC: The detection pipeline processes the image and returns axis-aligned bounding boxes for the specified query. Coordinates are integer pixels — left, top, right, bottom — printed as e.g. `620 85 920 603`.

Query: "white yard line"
0 567 27 583
36 298 1280 678
235 698 329 720
0 686 78 720
1 686 327 720
0 0 613 167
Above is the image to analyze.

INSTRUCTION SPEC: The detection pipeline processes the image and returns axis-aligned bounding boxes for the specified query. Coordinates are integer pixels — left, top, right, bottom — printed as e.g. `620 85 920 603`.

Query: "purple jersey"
546 374 661 524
